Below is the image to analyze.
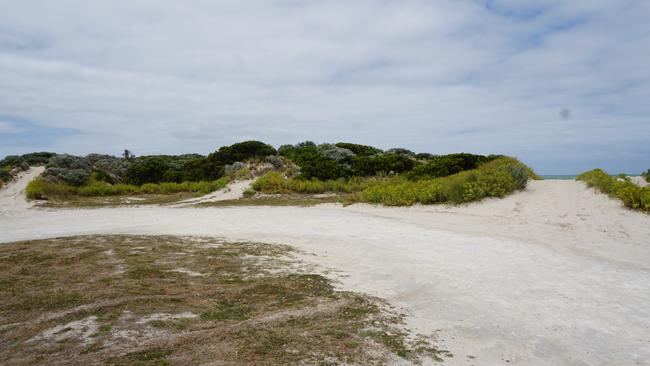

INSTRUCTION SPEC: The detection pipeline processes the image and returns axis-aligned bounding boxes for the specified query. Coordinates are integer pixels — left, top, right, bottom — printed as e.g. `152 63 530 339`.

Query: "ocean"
540 175 577 180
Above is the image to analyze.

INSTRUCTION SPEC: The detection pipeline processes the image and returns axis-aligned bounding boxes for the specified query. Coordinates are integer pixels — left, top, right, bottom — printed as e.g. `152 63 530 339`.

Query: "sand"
0 166 44 216
630 176 649 187
1 169 649 365
175 179 253 205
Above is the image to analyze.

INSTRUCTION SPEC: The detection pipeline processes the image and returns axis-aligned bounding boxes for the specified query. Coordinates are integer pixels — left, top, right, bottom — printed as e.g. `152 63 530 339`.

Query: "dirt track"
1 169 649 365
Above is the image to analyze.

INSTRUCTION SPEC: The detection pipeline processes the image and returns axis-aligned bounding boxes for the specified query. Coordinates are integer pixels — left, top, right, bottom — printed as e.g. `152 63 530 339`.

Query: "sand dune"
175 179 253 205
1 172 649 365
0 166 44 216
630 176 649 187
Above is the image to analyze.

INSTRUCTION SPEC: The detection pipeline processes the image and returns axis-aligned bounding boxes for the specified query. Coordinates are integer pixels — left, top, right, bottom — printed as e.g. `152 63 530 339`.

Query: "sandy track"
1 174 649 365
176 179 253 205
0 167 44 216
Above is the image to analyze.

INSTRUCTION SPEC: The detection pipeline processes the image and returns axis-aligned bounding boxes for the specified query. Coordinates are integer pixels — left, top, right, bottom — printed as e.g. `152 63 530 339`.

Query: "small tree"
123 149 135 160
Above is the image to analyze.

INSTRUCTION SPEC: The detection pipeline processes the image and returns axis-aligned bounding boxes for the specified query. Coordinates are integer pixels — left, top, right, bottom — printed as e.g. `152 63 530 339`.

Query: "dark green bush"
385 148 416 156
0 153 55 183
0 168 12 182
352 153 416 176
405 153 497 181
20 152 56 165
0 155 29 169
335 142 382 156
208 141 276 166
278 141 316 158
294 150 348 180
124 156 170 185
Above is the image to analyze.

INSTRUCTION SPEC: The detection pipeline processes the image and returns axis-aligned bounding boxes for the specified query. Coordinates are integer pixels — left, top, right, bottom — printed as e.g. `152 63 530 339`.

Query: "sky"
0 0 648 174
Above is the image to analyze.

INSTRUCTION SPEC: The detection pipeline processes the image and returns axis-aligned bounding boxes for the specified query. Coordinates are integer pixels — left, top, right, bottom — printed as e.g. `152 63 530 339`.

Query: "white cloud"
0 0 648 173
0 121 19 134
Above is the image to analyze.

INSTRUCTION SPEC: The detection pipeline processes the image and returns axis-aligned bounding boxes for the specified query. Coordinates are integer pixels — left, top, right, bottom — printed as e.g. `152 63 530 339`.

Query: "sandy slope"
1 174 649 366
630 176 648 187
176 179 252 205
0 167 44 216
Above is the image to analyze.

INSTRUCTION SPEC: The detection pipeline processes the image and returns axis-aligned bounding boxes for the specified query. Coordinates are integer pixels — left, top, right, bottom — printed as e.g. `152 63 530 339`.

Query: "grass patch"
0 235 449 365
577 169 650 212
252 171 378 194
110 347 172 366
198 194 343 207
12 291 84 311
200 301 252 321
26 176 230 200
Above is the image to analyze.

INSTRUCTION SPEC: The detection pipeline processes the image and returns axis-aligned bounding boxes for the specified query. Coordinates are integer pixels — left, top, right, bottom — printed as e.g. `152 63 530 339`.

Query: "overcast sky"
0 0 648 174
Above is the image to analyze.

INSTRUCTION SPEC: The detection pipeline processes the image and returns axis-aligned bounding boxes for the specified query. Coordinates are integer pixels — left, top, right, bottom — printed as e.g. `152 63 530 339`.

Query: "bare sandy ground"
1 169 649 365
630 176 649 187
176 179 253 205
0 167 44 216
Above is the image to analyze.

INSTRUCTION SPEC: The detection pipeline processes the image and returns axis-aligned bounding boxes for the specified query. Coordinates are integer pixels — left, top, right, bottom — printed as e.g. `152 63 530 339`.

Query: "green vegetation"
252 171 376 194
360 157 533 206
252 157 536 206
1 235 448 365
8 140 537 206
0 152 56 188
26 176 229 200
577 169 650 212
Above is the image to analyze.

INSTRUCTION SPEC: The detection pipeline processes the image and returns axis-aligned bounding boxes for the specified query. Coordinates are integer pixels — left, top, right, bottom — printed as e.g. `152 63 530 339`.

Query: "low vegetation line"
4 141 544 207
26 176 230 200
253 157 537 206
577 169 650 212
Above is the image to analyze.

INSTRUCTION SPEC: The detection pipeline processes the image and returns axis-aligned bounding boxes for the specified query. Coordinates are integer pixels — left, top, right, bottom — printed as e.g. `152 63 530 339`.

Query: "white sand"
1 173 649 365
630 176 649 187
0 167 44 216
175 179 253 205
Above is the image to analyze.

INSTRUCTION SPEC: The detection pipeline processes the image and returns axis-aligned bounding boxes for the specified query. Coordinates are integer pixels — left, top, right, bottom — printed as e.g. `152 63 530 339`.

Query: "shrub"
294 151 349 180
352 153 416 176
265 155 286 168
124 156 169 185
406 156 465 180
335 143 382 156
26 179 76 199
208 141 276 165
14 152 55 166
577 169 650 212
252 171 373 194
251 171 288 194
224 162 246 176
385 148 416 156
0 155 29 170
0 168 11 183
360 157 533 206
26 176 230 199
91 169 116 184
44 168 91 186
316 144 356 163
47 154 92 170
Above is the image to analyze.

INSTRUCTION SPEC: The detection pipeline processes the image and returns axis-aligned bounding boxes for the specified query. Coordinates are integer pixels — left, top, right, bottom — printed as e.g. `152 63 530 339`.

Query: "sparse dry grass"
197 194 344 207
0 235 450 365
37 193 201 208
